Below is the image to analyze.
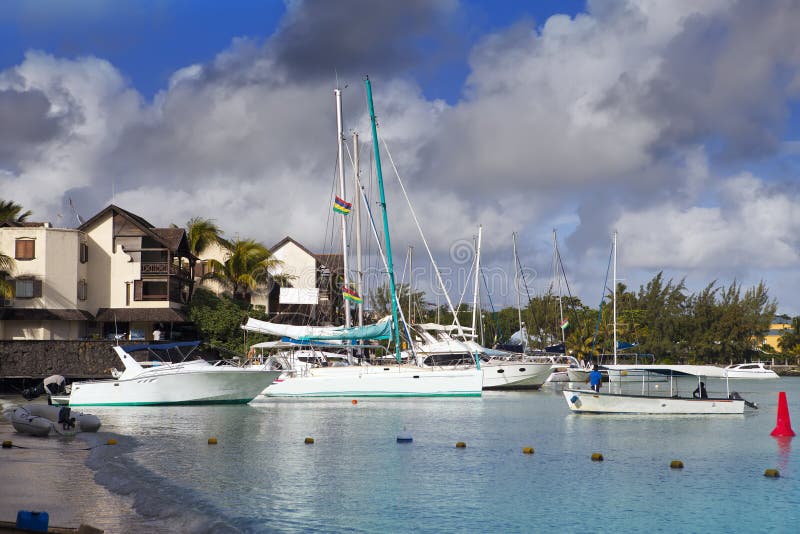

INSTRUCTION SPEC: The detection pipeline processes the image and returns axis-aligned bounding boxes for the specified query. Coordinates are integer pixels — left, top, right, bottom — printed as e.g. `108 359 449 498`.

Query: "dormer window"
15 238 35 260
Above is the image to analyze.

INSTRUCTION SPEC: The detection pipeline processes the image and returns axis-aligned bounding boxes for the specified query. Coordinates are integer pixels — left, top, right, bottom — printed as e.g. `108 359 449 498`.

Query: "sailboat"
243 79 482 398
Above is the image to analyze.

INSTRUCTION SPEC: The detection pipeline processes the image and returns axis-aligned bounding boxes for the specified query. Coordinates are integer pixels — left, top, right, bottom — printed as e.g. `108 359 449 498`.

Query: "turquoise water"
79 379 799 532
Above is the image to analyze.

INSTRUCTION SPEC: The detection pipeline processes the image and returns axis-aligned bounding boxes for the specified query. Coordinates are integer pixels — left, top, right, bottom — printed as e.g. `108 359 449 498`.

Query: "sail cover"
242 317 392 341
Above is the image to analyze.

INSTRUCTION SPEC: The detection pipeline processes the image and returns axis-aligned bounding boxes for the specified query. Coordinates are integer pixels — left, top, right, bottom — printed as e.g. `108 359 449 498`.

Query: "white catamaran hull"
263 365 483 397
563 389 745 414
58 367 281 406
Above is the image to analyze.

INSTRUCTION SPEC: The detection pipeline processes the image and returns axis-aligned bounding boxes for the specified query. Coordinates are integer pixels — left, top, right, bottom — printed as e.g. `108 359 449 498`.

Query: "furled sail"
242 317 392 341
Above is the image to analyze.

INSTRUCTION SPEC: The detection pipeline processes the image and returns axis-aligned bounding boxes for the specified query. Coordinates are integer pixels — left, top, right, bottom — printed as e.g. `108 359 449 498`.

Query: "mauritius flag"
343 287 363 304
333 196 352 215
560 318 569 330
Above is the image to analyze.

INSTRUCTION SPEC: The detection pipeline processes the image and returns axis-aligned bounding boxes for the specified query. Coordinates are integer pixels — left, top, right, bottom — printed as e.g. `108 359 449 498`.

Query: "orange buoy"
352 399 358 405
455 441 466 448
591 453 604 461
670 460 684 469
770 392 796 437
2 440 12 448
522 447 534 455
208 437 218 445
106 439 118 446
764 468 780 478
304 437 315 444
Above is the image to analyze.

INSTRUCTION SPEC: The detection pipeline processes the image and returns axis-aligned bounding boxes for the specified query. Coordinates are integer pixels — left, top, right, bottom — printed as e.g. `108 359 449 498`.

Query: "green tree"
205 238 282 302
0 200 32 223
185 217 226 257
369 283 430 323
187 288 272 355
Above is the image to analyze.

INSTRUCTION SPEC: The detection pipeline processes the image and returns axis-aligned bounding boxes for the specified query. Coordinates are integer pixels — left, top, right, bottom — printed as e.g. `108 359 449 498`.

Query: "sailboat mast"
408 246 413 324
365 76 402 362
471 226 483 337
334 88 351 331
513 232 523 342
353 132 364 328
613 230 618 365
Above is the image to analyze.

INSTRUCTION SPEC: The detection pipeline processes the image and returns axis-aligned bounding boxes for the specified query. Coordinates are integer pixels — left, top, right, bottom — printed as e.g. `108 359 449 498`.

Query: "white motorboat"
6 404 101 436
563 388 748 414
408 323 553 390
51 342 281 406
724 362 779 379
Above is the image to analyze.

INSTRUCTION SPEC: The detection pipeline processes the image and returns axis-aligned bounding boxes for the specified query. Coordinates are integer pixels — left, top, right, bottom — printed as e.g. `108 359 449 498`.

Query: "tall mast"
513 232 523 344
353 132 363 328
613 230 618 365
334 88 351 330
408 245 413 324
471 225 482 337
365 76 402 362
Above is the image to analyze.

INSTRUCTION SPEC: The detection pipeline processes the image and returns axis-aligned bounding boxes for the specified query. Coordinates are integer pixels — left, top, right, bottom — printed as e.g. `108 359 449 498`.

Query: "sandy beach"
0 396 160 533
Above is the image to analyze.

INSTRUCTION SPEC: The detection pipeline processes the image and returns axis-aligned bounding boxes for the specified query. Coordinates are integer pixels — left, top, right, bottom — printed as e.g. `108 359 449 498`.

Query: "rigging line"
556 242 585 333
454 254 475 326
356 172 416 359
514 242 541 346
591 241 615 362
379 135 464 333
481 266 501 344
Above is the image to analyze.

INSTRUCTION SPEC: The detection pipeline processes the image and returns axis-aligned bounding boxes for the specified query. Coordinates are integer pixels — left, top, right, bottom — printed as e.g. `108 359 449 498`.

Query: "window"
80 242 89 263
78 279 87 301
133 279 169 301
15 278 42 299
15 239 35 260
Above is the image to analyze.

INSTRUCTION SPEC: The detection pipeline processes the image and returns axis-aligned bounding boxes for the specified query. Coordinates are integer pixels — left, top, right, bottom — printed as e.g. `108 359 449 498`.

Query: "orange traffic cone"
770 392 796 437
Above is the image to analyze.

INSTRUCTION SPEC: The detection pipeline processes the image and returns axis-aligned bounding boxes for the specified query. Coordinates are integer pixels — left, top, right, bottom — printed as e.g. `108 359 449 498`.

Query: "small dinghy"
6 404 101 437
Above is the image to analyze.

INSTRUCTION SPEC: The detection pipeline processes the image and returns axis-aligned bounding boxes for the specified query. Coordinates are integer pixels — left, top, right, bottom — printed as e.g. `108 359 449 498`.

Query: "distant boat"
50 342 280 406
724 362 779 379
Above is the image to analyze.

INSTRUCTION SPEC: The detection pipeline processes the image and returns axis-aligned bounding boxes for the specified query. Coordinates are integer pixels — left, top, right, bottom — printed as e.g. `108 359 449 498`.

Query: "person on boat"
22 374 66 400
589 364 603 392
693 382 708 399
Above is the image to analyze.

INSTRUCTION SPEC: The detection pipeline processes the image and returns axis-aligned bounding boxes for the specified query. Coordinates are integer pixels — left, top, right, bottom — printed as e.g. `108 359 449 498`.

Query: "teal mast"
365 76 403 363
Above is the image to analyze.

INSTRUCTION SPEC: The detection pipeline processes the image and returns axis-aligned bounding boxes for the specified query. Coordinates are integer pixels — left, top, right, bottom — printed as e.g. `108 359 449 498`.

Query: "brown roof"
0 308 93 320
151 228 187 250
94 307 189 322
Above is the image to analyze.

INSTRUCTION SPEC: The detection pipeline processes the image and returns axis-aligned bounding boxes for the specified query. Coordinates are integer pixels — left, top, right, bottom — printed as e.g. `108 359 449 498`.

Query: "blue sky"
2 0 800 316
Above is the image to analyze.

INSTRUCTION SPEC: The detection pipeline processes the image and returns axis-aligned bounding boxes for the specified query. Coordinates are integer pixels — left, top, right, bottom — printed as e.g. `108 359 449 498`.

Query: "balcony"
141 262 191 278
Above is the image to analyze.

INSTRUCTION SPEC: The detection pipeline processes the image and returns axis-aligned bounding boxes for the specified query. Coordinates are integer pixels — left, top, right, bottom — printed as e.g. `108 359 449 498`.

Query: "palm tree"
0 200 32 223
185 217 226 257
0 251 15 300
205 238 283 302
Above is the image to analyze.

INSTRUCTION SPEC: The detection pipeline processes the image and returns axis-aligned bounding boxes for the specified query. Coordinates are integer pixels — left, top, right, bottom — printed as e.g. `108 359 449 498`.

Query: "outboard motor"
57 406 76 430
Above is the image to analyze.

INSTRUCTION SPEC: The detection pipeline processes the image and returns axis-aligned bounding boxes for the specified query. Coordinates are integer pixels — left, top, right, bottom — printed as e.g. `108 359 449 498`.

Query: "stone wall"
0 340 120 379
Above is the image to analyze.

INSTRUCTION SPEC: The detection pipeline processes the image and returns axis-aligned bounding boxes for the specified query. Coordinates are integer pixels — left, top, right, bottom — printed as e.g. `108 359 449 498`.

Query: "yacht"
723 362 779 379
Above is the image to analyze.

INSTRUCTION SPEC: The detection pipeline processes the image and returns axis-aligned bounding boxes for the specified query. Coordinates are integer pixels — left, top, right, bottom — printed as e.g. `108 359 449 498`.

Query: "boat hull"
264 366 482 397
481 362 553 390
60 369 281 406
563 388 745 414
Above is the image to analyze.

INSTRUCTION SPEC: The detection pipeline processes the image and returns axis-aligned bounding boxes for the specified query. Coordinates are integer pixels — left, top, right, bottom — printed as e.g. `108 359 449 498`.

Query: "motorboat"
562 366 757 414
6 404 101 436
724 362 779 379
562 388 750 414
407 323 553 390
50 341 281 406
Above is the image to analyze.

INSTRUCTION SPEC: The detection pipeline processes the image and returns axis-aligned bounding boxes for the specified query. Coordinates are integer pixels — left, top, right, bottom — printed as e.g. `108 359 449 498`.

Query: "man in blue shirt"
589 364 602 392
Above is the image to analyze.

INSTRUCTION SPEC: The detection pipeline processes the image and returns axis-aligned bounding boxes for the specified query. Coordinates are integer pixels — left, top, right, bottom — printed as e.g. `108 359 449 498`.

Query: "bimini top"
121 341 202 352
242 317 392 341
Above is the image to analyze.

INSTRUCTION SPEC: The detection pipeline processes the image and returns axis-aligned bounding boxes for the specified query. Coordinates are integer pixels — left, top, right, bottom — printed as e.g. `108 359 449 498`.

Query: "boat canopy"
603 364 728 378
121 341 202 352
242 317 392 341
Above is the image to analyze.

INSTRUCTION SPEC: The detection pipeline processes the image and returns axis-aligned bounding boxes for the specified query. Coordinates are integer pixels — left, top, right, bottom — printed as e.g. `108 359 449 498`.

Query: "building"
1 205 196 341
762 315 793 350
195 236 343 324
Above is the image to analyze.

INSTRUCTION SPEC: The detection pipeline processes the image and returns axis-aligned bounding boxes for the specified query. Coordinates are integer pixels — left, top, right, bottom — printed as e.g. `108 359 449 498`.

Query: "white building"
1 205 196 341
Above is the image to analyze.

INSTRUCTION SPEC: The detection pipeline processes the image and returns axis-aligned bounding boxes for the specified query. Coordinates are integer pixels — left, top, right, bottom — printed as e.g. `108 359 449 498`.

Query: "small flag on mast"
343 287 362 304
333 196 352 215
560 318 569 330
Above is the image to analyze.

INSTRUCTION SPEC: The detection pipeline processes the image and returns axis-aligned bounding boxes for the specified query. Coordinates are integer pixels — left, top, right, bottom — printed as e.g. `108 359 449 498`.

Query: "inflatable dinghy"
6 404 101 437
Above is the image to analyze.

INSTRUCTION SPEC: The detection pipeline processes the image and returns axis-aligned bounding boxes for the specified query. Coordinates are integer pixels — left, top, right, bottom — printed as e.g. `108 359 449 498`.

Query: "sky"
2 0 800 319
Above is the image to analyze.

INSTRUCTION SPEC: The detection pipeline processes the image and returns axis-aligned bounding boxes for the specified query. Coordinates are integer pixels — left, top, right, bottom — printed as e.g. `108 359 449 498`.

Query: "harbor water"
3 378 799 533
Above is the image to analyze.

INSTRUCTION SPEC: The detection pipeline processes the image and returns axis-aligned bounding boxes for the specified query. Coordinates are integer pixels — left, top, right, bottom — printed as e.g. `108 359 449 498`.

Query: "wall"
0 340 121 378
